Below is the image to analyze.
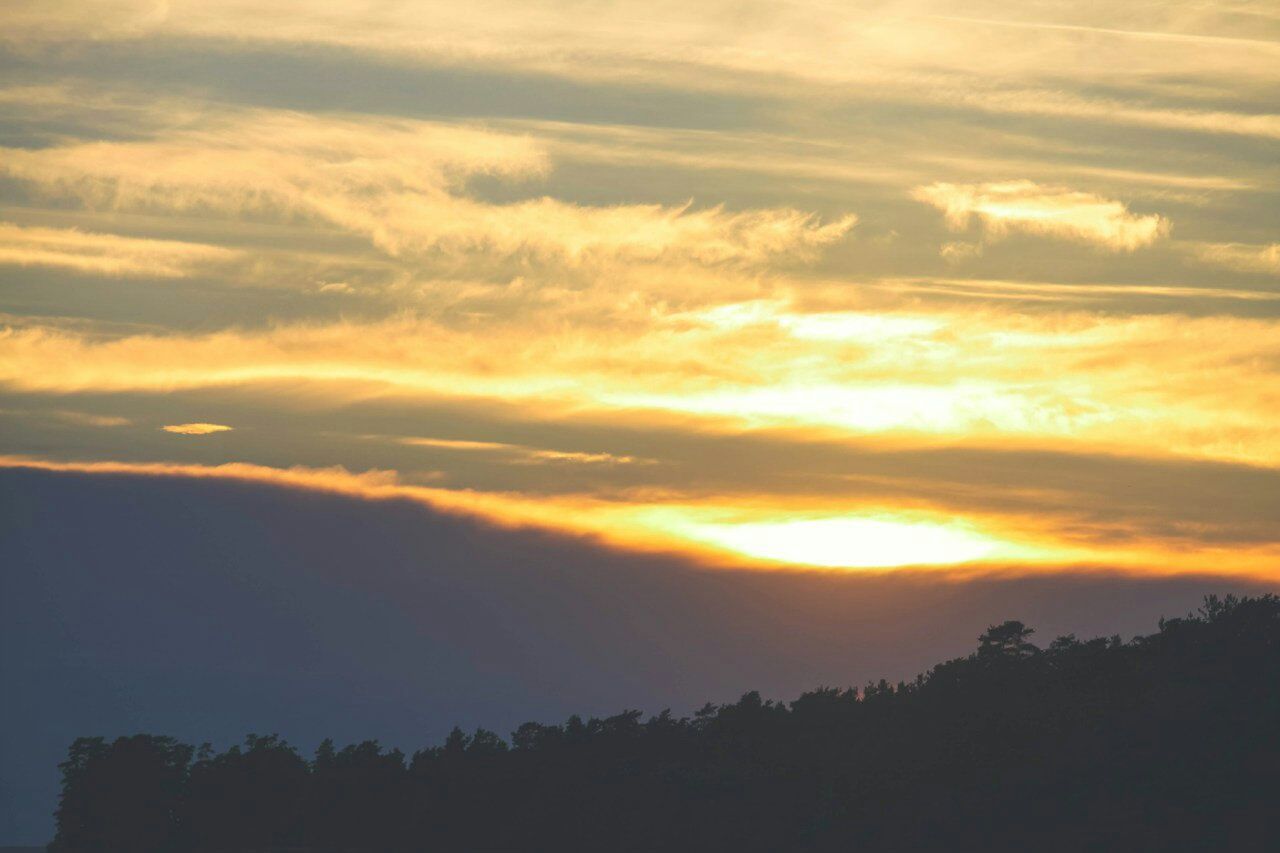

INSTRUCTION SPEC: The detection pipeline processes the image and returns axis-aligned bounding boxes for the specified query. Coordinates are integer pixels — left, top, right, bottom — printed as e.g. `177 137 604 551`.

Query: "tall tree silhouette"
50 735 191 853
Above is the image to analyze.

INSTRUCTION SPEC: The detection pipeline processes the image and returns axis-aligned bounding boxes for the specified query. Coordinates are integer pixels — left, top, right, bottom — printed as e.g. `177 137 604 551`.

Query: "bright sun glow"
648 513 1004 568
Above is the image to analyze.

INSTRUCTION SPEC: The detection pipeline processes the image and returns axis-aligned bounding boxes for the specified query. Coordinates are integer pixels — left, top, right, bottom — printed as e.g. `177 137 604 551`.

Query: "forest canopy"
50 594 1280 852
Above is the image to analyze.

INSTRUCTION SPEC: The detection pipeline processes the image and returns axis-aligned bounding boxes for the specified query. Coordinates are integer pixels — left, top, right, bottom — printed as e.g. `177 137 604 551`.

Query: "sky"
1 0 1279 841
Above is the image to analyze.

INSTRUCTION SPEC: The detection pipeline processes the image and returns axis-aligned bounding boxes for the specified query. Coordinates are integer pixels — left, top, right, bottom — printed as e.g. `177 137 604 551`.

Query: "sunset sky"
3 0 1278 576
3 1 1280 841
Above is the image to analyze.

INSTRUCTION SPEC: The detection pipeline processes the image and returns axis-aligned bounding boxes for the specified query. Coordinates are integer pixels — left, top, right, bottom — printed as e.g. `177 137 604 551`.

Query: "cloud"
7 2 1280 143
0 221 238 278
523 449 643 465
53 410 132 428
2 453 1278 579
1186 242 1280 275
9 458 1271 844
3 299 1278 468
1 1 1277 593
949 86 1280 142
161 422 233 435
399 435 648 465
317 282 357 295
1 407 133 428
940 241 983 264
0 109 853 268
913 181 1170 251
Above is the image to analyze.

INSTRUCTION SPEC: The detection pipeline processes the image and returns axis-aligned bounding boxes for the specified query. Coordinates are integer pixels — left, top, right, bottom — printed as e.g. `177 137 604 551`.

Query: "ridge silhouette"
50 594 1280 852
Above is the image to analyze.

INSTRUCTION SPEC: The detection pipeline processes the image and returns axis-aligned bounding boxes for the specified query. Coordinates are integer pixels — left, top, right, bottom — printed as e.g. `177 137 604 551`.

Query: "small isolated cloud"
913 181 1169 252
940 241 983 264
317 281 356 295
162 422 233 435
520 449 643 465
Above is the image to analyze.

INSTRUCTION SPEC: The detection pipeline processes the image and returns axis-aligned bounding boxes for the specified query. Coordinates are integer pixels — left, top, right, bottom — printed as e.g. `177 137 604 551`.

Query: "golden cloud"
913 181 1170 251
398 435 648 466
3 298 1278 466
0 109 853 267
0 221 238 277
1186 242 1280 276
7 2 1280 141
1 2 1277 586
161 423 234 435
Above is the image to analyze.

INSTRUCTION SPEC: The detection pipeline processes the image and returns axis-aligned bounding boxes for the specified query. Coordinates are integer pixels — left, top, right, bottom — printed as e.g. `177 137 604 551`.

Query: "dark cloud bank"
2 467 1273 843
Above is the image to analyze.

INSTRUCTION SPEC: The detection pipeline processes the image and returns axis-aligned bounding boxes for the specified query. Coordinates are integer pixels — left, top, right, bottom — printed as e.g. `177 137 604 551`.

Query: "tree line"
50 594 1280 851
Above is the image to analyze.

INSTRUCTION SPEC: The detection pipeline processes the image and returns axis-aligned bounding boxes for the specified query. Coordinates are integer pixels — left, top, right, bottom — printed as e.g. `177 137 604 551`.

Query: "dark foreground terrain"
49 594 1280 852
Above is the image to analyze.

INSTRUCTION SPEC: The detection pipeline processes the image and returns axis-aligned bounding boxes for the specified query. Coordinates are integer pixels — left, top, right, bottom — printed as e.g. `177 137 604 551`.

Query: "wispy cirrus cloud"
912 181 1170 252
0 407 133 428
0 221 238 278
399 436 649 466
0 109 854 268
7 1 1280 140
54 410 132 428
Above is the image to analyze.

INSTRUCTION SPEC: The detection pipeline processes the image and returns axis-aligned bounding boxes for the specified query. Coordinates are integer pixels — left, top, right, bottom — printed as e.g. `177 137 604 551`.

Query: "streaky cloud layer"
0 0 1277 575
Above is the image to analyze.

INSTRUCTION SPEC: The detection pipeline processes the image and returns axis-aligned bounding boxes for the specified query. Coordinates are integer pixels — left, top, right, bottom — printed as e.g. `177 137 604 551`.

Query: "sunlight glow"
636 511 1006 568
6 455 1280 578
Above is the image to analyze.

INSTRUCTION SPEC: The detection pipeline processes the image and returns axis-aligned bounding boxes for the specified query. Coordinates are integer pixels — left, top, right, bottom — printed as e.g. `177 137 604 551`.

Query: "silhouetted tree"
977 619 1038 659
50 735 191 853
304 739 408 850
182 734 307 850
